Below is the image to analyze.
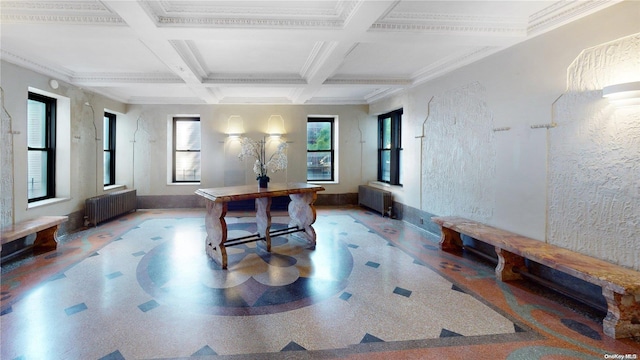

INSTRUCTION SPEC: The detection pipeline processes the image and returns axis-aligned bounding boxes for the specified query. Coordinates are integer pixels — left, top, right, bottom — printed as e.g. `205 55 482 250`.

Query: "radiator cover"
85 189 137 226
358 185 392 217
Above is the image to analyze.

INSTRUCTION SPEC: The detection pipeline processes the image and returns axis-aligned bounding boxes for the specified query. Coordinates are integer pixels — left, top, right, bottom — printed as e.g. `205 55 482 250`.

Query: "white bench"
432 216 640 339
1 216 68 256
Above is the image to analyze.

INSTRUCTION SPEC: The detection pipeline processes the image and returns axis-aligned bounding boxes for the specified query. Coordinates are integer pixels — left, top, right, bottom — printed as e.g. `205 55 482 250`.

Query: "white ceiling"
0 0 619 105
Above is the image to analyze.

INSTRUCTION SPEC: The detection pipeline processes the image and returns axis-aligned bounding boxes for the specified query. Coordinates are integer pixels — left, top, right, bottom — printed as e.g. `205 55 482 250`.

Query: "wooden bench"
1 216 68 257
431 216 640 339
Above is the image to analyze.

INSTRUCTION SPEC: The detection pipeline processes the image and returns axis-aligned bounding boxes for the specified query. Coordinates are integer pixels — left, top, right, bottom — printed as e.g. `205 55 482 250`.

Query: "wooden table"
195 183 325 269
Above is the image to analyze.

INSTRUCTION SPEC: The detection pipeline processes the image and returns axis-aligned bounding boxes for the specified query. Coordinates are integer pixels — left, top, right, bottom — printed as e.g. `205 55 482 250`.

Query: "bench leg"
495 247 526 281
439 227 463 253
602 289 640 339
33 226 59 253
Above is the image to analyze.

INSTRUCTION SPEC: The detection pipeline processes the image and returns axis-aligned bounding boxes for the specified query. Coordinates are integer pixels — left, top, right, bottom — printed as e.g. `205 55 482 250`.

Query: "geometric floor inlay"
137 221 354 315
1 212 538 359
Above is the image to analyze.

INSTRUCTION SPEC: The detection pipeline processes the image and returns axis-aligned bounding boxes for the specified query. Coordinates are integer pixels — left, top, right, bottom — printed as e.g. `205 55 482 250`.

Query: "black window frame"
306 117 335 182
103 112 116 186
377 109 402 186
27 92 56 202
172 116 201 183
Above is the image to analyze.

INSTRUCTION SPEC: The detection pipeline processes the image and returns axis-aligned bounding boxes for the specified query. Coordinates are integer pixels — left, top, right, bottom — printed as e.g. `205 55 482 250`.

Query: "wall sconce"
603 81 640 107
226 115 244 138
267 115 286 138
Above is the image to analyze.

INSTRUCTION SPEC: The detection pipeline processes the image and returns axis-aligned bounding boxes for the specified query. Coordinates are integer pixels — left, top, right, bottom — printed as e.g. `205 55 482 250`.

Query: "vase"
258 176 269 188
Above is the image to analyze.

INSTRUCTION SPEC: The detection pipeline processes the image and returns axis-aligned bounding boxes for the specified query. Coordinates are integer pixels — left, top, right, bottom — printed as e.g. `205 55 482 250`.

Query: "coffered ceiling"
0 1 619 105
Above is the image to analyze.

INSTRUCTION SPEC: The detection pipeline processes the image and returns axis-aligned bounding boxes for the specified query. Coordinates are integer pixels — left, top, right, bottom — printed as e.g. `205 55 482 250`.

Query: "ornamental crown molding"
204 74 306 86
306 96 368 105
527 0 621 35
0 1 105 12
0 14 125 24
125 96 206 105
363 87 405 104
219 96 293 104
324 78 411 86
411 46 499 86
143 0 357 29
72 73 184 85
370 21 525 35
0 1 124 25
371 9 527 35
155 17 344 29
152 1 349 18
0 49 74 81
381 11 524 25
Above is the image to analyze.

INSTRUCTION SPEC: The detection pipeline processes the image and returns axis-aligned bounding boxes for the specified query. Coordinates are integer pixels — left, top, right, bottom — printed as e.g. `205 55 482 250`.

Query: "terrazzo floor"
1 206 638 359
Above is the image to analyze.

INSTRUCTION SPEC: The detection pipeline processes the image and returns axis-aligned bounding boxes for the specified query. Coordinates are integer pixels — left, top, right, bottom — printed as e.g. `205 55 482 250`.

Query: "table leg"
288 192 318 248
255 197 272 252
204 201 229 269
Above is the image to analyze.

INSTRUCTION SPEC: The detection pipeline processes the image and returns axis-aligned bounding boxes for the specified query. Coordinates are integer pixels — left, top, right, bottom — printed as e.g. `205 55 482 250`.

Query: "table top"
195 182 325 203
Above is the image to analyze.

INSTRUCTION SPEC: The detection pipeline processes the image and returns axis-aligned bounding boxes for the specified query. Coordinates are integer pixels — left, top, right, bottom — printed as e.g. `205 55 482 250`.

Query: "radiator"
358 185 392 217
85 189 137 226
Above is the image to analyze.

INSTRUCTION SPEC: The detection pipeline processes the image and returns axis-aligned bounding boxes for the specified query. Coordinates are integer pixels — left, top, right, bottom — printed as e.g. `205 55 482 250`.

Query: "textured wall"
422 82 496 222
1 88 14 228
130 112 156 195
548 33 640 270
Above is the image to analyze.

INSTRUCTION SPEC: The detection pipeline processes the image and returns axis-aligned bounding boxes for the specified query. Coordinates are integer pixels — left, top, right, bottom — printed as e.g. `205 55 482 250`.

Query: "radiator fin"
358 185 392 217
85 189 137 226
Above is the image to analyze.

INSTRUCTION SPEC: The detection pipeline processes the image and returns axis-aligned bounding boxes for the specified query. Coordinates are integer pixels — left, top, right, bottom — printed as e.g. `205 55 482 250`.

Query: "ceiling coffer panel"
0 0 619 104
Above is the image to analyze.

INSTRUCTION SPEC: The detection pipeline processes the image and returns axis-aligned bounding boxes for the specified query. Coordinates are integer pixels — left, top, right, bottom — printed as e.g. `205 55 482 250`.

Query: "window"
378 109 402 185
27 92 56 202
173 117 201 182
103 112 116 186
307 118 334 181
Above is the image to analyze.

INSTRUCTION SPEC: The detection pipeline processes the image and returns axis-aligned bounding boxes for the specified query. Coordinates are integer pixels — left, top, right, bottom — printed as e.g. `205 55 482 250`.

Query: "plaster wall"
370 0 640 248
118 104 372 196
548 33 640 270
421 82 496 222
1 87 14 228
0 61 126 226
1 58 372 226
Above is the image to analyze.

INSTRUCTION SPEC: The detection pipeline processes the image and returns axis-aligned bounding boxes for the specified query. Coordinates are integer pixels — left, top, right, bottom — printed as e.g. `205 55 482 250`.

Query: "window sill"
368 181 402 190
168 182 201 186
308 180 338 185
104 184 126 191
27 197 70 210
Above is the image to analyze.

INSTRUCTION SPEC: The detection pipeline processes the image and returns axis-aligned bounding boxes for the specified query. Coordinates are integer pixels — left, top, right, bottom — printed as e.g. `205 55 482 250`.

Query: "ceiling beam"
293 0 398 104
102 0 219 104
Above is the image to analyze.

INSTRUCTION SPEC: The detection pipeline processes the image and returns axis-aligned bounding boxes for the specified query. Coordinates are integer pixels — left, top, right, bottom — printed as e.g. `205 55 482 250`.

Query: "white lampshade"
267 115 286 137
226 115 245 137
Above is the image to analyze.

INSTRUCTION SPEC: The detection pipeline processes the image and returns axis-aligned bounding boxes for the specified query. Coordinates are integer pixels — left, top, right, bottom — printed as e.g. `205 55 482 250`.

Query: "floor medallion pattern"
137 219 354 315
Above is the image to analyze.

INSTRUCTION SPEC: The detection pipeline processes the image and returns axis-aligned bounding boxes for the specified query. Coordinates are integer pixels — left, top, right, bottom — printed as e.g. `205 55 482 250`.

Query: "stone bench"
1 216 68 256
431 216 640 339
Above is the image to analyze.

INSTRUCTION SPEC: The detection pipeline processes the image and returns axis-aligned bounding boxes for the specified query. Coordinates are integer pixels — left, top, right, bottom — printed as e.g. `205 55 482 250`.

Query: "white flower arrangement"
238 137 288 180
